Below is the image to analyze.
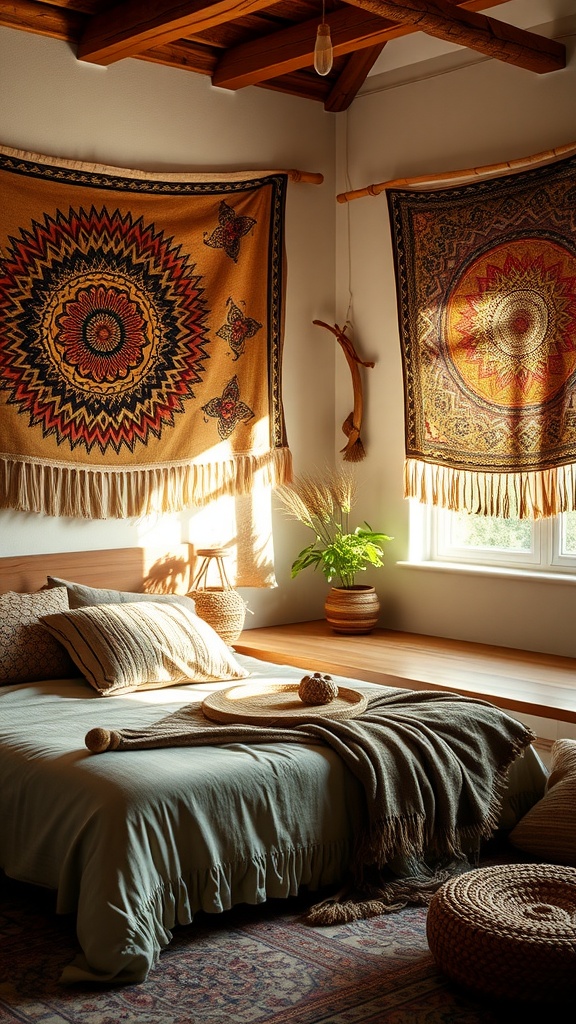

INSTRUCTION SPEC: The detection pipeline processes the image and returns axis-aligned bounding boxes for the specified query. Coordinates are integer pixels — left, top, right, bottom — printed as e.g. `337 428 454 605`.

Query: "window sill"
235 620 576 725
397 560 576 585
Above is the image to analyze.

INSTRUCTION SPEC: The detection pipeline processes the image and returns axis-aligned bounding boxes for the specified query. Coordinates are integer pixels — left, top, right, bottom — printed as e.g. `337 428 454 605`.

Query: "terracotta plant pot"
324 584 380 635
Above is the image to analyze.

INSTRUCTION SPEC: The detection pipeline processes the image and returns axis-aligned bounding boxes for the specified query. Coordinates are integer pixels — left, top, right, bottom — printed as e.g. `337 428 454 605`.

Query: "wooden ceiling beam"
136 39 218 77
1 0 564 110
260 70 332 103
211 0 522 91
212 8 402 90
0 0 83 40
325 43 387 112
77 0 274 66
32 0 99 12
343 0 566 74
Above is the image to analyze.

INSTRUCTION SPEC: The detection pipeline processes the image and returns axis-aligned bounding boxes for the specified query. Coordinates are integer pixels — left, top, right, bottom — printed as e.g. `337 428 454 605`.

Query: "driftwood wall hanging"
314 320 375 462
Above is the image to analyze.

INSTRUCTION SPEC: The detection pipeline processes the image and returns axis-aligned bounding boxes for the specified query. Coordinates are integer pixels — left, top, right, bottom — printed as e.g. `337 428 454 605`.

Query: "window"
410 502 576 576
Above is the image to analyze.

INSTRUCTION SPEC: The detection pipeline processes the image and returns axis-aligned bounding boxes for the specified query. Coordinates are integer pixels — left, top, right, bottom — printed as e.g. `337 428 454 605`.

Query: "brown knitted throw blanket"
86 687 534 923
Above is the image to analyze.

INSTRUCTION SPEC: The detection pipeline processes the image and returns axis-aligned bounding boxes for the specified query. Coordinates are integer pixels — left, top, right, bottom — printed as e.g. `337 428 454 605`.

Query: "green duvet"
0 655 547 984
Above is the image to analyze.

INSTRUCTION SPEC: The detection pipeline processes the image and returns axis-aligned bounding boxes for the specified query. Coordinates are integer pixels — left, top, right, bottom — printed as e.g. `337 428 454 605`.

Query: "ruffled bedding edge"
61 839 352 984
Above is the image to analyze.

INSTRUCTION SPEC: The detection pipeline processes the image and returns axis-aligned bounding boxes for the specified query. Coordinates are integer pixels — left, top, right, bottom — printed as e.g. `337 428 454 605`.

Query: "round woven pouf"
426 863 576 1003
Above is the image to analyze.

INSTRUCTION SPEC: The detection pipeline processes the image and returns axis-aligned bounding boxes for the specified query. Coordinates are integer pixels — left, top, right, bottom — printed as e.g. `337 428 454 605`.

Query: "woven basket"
426 863 576 1003
192 588 246 644
189 547 246 644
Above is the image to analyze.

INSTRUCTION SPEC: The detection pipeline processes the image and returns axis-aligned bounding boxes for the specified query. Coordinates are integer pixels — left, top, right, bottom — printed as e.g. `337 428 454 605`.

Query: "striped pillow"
509 739 576 866
40 601 248 696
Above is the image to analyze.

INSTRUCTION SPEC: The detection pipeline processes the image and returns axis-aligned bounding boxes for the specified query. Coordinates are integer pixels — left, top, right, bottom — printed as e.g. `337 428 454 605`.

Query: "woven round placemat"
426 862 576 1003
202 680 368 725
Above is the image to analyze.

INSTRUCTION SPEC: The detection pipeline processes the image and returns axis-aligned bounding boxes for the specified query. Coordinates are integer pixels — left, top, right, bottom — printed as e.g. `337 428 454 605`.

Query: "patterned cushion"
509 739 576 866
40 601 249 696
0 588 76 684
46 576 195 612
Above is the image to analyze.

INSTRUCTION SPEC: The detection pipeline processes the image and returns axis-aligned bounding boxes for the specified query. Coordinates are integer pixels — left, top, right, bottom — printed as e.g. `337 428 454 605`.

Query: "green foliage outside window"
448 510 576 556
449 513 532 552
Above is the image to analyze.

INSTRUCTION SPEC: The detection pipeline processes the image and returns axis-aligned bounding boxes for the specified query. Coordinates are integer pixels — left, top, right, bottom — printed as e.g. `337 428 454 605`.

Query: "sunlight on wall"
407 500 426 563
135 511 184 552
182 465 277 589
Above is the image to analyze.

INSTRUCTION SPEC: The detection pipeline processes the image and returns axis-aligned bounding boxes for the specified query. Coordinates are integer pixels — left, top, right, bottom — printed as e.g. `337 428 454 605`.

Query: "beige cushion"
0 588 76 684
40 601 248 696
46 576 195 613
509 738 576 866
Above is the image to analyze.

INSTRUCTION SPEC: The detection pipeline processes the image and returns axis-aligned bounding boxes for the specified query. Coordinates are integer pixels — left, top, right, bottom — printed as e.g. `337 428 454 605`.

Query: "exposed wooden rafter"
77 1 274 66
325 42 386 112
344 0 566 74
0 1 566 111
212 7 399 91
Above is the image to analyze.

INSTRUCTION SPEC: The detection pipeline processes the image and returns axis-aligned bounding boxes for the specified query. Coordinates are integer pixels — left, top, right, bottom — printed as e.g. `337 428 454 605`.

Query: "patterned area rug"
0 860 536 1024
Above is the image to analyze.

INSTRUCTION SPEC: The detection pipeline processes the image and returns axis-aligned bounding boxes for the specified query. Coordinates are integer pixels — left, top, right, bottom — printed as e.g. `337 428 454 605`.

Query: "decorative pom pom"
298 672 339 706
85 727 120 753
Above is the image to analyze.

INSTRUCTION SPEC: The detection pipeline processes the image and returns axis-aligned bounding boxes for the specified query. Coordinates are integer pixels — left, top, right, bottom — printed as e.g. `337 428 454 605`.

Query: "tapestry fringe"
404 459 576 519
0 449 293 520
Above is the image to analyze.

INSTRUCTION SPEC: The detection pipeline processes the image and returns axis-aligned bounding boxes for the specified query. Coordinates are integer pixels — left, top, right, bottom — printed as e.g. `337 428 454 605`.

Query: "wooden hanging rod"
336 140 576 203
284 170 323 184
0 146 323 188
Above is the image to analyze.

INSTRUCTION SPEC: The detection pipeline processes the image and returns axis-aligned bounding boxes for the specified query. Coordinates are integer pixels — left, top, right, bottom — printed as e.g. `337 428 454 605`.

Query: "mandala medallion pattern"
1 207 208 453
445 239 576 409
388 148 576 516
0 147 289 521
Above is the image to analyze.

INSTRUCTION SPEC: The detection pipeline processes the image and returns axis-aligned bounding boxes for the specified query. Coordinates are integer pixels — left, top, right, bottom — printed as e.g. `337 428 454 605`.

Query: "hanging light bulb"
314 1 333 77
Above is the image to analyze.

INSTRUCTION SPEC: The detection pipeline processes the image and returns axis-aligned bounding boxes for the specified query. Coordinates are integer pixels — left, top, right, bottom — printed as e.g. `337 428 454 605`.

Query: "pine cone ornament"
298 672 339 705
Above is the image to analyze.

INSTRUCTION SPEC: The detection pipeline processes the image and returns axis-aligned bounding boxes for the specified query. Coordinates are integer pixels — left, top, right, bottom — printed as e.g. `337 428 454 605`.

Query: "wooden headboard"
0 545 195 595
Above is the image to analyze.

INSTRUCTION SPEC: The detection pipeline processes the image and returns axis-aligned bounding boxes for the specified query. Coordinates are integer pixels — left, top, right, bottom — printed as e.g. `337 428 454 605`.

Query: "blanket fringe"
404 458 576 519
355 814 427 870
0 448 292 519
305 862 468 925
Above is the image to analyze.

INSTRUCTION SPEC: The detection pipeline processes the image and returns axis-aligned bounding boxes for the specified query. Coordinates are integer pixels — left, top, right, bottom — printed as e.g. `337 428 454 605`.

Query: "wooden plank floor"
235 620 576 725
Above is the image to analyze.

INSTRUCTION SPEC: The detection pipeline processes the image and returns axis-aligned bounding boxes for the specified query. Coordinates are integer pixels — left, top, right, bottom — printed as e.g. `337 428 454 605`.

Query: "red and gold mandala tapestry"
388 150 576 518
0 146 290 518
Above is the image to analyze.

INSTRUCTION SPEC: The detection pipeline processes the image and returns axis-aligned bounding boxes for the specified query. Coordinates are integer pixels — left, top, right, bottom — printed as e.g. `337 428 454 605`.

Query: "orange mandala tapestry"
388 150 576 518
0 146 290 519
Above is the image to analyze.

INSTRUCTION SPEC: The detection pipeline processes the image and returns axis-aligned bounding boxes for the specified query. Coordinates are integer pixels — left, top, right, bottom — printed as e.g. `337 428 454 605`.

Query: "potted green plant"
275 468 391 634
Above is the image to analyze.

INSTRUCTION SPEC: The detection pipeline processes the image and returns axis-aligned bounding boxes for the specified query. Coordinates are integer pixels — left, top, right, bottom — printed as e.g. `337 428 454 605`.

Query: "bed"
0 548 548 985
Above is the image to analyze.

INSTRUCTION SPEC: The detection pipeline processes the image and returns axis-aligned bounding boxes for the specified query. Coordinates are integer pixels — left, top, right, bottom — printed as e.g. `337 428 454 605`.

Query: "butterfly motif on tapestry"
216 298 262 360
202 375 254 440
204 200 257 263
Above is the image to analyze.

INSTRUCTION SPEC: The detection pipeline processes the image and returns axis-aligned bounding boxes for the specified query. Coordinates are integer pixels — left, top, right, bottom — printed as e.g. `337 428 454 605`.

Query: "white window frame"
410 500 576 577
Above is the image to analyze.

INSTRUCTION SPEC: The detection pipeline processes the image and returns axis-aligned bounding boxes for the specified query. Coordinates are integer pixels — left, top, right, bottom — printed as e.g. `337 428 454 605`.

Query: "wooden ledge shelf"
234 621 576 725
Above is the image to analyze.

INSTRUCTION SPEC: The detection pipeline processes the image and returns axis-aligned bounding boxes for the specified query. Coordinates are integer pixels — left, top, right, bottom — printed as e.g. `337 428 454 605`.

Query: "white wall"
3 16 576 656
338 15 576 657
0 27 337 624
